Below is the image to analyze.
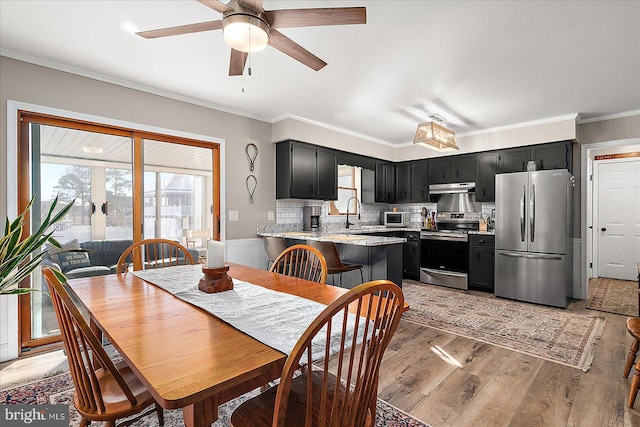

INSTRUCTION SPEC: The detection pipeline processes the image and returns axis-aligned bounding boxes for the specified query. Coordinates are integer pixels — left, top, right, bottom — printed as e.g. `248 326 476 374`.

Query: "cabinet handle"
540 159 544 169
522 161 525 170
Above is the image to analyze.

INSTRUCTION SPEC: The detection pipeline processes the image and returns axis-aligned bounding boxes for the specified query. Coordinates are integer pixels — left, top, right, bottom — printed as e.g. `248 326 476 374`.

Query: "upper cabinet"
409 160 429 203
395 162 411 203
498 141 572 173
475 152 498 202
276 140 337 200
428 154 476 184
375 161 396 203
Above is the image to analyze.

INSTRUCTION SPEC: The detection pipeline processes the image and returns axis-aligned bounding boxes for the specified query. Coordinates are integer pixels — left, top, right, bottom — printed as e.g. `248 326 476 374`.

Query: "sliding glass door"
17 113 220 352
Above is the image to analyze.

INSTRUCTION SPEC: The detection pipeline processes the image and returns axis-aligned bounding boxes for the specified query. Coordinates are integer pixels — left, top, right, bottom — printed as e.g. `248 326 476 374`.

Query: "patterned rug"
0 371 429 427
402 282 605 372
586 277 638 317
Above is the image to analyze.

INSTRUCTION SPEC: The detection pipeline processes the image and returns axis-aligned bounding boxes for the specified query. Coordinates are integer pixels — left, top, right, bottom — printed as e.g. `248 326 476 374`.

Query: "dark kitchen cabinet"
276 140 337 200
532 141 572 171
375 161 396 203
428 154 476 184
395 162 411 203
475 152 498 202
468 234 495 292
316 147 338 200
403 232 420 280
451 155 476 182
410 160 429 202
498 141 573 174
428 157 451 184
498 147 530 173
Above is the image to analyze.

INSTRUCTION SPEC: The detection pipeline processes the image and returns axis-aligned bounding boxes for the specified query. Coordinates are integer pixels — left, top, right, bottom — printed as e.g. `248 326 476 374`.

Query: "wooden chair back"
116 238 194 274
269 244 328 284
42 267 163 425
231 280 404 427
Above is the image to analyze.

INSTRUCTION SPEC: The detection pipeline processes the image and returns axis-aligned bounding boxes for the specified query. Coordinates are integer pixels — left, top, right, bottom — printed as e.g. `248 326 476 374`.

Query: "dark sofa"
44 239 199 279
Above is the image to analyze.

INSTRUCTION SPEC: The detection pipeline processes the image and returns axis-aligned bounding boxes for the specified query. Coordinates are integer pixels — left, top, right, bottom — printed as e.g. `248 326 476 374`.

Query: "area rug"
0 371 429 427
401 282 605 372
586 277 638 317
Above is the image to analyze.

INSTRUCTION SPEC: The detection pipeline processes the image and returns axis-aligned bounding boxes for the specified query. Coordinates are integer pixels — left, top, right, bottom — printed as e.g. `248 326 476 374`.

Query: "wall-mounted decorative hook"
245 143 258 171
246 175 257 204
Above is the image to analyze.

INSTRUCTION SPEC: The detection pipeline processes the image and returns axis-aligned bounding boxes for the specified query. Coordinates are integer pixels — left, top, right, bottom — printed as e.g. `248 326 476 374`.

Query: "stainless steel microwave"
383 211 410 227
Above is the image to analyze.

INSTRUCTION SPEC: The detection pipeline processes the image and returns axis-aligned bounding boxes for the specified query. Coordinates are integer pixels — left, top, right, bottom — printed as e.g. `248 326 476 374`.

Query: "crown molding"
577 109 640 124
270 114 397 147
0 49 271 124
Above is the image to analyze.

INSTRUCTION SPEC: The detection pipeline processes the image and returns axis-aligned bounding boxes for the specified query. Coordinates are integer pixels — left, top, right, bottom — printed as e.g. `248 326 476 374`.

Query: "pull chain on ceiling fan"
136 0 366 76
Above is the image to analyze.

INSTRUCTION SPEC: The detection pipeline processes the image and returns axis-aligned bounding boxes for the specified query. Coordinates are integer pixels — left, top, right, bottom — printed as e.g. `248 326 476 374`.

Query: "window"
327 165 361 215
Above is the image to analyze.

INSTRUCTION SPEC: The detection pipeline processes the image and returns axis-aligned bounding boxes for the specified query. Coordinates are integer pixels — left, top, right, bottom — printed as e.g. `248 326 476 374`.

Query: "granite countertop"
258 230 406 246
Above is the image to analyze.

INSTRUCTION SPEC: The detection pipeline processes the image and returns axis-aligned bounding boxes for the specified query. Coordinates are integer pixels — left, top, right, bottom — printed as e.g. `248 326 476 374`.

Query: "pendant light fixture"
413 115 459 152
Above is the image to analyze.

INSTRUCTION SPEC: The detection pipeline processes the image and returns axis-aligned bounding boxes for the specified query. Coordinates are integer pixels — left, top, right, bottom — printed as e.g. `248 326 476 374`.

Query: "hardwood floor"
2 280 639 427
378 283 637 427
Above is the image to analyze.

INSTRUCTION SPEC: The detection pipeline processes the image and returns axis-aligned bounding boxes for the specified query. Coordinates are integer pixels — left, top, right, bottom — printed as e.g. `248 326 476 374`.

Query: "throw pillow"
45 239 91 273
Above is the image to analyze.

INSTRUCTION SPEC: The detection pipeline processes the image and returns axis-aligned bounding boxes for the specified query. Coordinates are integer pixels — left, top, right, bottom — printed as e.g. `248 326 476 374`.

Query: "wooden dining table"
67 262 406 427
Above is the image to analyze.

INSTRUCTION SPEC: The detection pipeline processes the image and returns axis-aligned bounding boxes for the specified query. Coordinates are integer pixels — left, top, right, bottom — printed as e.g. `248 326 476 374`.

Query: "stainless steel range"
420 212 481 290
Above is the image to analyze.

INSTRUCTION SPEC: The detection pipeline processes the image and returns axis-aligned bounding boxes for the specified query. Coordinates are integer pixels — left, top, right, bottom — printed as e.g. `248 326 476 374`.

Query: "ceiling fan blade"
197 0 233 14
229 49 248 76
136 20 223 39
268 29 327 71
264 7 366 29
238 0 264 13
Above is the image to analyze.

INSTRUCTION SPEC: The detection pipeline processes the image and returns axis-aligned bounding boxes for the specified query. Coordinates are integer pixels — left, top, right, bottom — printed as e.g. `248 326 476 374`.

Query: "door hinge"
589 262 593 268
589 174 593 181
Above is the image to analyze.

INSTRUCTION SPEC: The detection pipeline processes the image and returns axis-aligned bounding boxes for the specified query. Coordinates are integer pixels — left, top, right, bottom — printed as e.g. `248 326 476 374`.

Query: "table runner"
132 265 365 357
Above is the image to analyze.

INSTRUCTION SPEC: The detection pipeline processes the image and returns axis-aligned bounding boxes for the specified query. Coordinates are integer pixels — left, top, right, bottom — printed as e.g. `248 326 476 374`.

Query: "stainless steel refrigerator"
495 169 573 308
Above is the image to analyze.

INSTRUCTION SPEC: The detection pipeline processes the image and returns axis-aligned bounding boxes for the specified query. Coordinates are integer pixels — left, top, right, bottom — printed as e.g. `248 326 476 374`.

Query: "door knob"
601 227 607 232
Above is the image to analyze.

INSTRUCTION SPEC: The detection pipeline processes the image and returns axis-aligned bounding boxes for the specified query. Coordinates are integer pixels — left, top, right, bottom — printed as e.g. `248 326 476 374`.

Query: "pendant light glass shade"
413 120 459 152
223 14 269 52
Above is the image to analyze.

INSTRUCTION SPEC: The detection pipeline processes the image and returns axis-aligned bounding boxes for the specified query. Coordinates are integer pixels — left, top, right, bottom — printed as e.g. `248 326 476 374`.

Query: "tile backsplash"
271 199 495 231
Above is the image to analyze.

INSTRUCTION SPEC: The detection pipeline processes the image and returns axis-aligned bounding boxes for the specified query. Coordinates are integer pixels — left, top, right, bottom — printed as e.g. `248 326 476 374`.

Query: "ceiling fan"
136 0 366 76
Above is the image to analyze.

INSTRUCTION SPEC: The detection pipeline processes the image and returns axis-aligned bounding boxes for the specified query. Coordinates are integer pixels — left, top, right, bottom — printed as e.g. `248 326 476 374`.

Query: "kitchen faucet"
346 197 361 229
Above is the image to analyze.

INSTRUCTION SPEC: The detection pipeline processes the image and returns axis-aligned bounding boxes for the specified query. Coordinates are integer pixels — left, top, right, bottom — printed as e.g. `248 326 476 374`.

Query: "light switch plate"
228 210 239 221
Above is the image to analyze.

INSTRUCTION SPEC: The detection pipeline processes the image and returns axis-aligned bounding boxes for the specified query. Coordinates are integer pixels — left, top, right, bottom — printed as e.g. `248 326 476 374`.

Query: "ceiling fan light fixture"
222 14 269 53
413 117 459 152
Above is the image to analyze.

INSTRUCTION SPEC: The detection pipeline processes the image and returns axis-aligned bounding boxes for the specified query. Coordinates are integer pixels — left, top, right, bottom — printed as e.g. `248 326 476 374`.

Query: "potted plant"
1 195 74 295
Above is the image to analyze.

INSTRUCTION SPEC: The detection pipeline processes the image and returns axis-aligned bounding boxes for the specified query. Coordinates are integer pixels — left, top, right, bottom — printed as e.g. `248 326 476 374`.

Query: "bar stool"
307 240 364 286
263 236 287 269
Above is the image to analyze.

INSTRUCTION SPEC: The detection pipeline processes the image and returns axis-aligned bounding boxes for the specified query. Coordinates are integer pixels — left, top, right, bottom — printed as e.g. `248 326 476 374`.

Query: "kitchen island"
258 230 405 288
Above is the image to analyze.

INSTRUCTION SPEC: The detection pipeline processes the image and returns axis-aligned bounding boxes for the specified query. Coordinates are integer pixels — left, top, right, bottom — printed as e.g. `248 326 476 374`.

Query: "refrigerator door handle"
520 185 526 242
498 252 562 261
530 183 535 242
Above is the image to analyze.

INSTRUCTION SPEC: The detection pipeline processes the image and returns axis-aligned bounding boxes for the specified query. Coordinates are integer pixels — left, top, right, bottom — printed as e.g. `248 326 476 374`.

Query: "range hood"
428 182 475 194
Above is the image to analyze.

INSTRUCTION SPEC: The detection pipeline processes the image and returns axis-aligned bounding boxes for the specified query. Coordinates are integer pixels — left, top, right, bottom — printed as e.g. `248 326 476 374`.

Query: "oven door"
420 233 468 289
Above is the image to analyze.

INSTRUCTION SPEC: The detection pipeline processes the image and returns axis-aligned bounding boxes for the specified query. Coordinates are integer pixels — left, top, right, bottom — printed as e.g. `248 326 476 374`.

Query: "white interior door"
597 159 640 280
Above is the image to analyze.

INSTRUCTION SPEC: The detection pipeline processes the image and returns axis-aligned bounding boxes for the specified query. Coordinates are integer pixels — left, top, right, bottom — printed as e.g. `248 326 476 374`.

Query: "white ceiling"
1 0 639 146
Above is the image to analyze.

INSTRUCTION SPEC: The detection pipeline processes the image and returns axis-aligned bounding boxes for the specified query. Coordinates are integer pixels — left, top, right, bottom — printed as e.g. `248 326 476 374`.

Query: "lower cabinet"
468 234 495 292
403 232 420 280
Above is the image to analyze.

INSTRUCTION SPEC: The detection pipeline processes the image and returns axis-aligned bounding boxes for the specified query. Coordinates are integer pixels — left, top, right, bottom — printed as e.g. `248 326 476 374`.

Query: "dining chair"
230 280 405 427
42 267 164 427
625 316 640 407
307 240 364 286
116 238 195 274
263 236 288 269
269 244 328 284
